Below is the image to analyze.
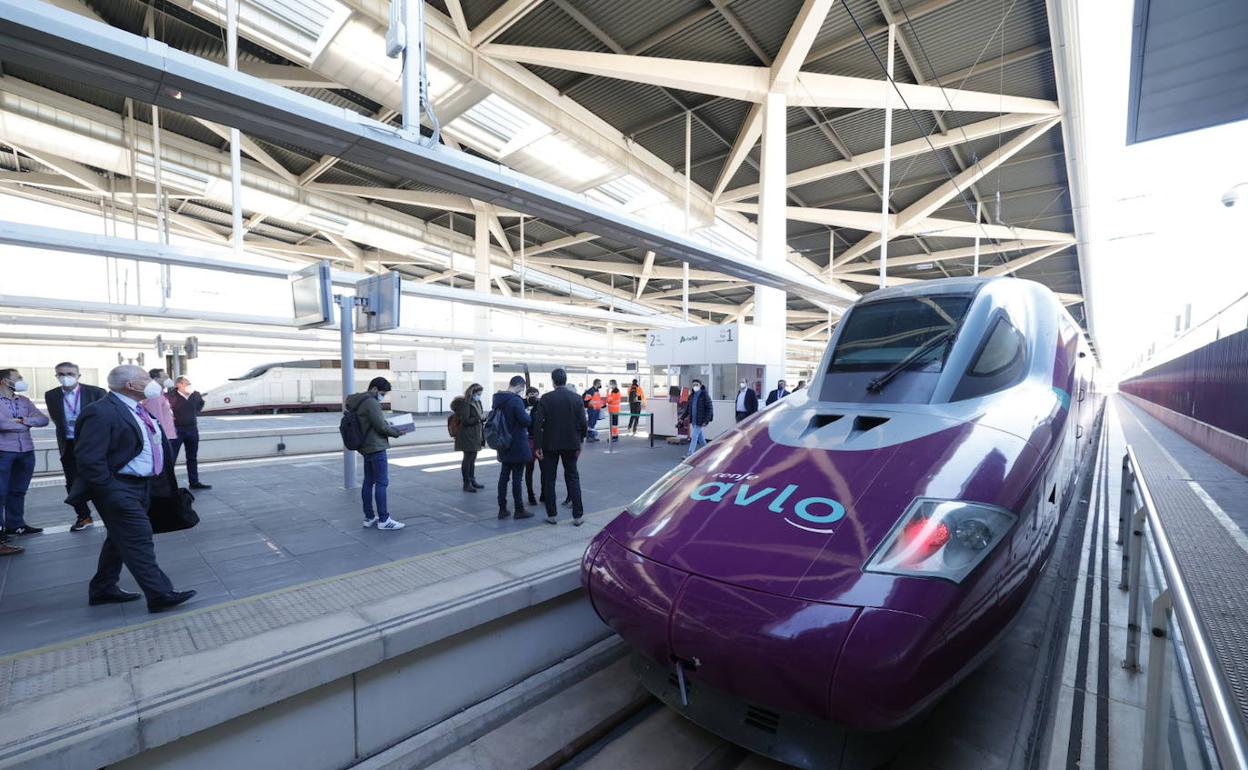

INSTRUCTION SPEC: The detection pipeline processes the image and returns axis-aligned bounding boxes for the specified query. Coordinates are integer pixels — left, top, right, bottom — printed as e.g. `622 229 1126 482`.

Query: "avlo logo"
689 473 846 534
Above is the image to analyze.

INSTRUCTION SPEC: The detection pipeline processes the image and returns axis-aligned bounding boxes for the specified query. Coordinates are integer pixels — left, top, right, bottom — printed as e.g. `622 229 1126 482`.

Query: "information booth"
646 322 783 440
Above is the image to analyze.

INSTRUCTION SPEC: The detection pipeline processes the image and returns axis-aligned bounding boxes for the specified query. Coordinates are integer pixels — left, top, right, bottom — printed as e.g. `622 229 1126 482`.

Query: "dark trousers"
361 450 390 521
498 462 525 507
525 459 542 501
540 450 583 518
169 426 200 485
627 411 640 432
461 450 478 483
736 411 749 422
90 476 174 601
0 449 36 530
60 440 92 518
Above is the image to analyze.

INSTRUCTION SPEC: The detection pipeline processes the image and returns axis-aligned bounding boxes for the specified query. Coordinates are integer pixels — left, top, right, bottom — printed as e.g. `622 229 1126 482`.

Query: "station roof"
0 0 1088 339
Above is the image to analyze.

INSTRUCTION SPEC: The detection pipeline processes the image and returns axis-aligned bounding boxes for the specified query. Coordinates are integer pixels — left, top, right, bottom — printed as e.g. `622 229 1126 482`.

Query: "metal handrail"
1120 445 1248 770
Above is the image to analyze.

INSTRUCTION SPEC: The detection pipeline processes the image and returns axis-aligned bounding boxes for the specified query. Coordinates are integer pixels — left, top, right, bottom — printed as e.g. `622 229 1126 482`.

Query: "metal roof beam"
720 112 1055 203
191 116 299 185
838 240 1047 273
981 244 1070 276
469 0 546 48
834 118 1061 266
634 249 655 299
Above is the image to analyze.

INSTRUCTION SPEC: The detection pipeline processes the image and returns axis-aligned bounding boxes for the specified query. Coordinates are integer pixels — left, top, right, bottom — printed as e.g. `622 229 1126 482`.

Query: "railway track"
423 655 789 770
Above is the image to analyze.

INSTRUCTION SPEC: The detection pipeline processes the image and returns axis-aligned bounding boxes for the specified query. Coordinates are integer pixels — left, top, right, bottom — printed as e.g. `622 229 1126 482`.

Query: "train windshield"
828 295 972 373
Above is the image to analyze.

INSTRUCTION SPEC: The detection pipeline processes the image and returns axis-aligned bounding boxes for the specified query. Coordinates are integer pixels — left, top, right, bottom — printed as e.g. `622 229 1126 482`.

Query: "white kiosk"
646 322 784 440
389 350 463 414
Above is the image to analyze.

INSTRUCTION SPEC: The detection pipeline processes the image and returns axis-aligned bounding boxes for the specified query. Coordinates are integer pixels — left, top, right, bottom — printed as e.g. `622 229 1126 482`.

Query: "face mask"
163 378 175 389
142 380 163 399
58 375 78 388
739 382 747 389
472 393 482 401
527 396 539 406
376 392 385 401
12 380 28 393
692 385 701 392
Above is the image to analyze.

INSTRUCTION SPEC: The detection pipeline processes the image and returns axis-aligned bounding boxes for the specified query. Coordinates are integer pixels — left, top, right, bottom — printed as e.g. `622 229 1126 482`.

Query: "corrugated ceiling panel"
729 0 807 62
497 2 606 49
903 0 1051 81
804 28 917 82
646 12 758 65
567 0 707 52
463 0 509 30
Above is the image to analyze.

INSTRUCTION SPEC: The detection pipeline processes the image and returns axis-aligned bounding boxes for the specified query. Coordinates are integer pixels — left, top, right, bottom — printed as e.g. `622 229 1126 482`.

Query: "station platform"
0 433 681 655
25 413 454 476
1 397 1244 769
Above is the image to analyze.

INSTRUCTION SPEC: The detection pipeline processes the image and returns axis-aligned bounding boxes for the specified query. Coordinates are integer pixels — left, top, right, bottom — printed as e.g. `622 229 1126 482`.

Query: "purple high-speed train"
581 277 1100 763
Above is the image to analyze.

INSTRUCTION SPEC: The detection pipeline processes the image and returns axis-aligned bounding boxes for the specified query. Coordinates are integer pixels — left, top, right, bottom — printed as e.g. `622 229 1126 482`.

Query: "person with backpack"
489 376 533 519
450 384 486 493
626 379 645 435
343 377 404 530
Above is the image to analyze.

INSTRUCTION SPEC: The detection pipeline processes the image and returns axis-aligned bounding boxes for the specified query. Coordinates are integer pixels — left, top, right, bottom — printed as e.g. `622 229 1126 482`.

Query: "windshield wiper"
866 328 956 394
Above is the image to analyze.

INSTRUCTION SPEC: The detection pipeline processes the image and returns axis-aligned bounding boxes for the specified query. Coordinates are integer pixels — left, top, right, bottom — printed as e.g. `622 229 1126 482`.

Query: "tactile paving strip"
1116 399 1248 732
0 514 604 707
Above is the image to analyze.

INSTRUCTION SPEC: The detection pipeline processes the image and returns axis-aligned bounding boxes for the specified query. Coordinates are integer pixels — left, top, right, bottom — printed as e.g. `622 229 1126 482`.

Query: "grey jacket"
345 391 400 455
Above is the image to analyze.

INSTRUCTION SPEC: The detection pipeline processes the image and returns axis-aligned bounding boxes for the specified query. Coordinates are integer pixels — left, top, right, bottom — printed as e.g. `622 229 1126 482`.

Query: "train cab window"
828 295 972 372
952 316 1027 401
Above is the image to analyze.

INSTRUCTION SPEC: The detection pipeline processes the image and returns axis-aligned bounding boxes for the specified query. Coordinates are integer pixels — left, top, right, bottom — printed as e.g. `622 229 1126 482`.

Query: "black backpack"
340 405 365 451
484 408 512 451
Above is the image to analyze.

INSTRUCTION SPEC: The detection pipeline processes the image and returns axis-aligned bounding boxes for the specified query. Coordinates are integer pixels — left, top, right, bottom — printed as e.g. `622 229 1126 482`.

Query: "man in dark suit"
765 379 791 406
167 376 211 490
44 361 108 531
533 368 588 526
71 364 196 613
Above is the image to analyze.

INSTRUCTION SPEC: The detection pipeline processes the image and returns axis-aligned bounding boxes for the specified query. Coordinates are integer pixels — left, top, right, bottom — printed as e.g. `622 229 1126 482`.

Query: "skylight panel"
447 94 550 158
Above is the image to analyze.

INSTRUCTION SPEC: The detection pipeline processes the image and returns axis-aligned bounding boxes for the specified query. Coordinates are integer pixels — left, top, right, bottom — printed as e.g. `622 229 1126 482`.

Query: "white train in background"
201 351 463 415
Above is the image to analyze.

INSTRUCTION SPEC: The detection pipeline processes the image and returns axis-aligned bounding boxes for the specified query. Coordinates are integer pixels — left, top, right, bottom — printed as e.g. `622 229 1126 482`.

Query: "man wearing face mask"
1 368 50 550
681 378 713 458
491 376 533 520
44 362 108 531
71 365 195 612
345 377 404 530
167 376 210 491
765 379 791 406
145 369 178 442
734 378 759 422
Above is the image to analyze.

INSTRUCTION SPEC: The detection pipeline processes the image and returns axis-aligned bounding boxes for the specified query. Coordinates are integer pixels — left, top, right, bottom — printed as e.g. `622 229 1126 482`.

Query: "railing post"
1142 588 1174 770
1118 452 1133 548
1123 505 1148 671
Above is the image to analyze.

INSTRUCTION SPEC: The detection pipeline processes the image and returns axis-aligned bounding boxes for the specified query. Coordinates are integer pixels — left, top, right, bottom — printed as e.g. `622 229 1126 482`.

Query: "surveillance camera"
1223 190 1239 208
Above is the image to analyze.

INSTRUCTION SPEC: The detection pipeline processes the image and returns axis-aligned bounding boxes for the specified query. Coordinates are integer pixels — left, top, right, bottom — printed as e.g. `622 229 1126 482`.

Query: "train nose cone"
586 537 857 721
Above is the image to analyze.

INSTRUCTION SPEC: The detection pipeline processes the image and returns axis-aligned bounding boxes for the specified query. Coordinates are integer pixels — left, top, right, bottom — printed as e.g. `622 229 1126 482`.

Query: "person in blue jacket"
492 376 533 520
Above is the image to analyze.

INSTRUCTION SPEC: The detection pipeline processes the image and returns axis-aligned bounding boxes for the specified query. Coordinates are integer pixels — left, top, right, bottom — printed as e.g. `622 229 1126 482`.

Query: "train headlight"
627 462 695 517
864 499 1015 583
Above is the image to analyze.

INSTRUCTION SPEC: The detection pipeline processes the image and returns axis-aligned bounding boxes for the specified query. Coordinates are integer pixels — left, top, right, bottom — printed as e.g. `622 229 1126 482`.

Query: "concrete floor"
0 433 686 655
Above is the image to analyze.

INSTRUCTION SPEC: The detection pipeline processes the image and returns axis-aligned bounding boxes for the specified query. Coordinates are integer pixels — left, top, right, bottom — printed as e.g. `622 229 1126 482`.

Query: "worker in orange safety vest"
605 380 622 442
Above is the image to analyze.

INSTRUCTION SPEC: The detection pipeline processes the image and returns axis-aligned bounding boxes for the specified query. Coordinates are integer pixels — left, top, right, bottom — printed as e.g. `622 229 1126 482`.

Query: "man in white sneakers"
345 378 405 531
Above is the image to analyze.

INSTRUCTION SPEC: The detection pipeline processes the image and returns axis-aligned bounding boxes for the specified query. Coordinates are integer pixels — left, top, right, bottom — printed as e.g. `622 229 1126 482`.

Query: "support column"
972 201 982 275
473 209 494 392
878 23 896 289
683 110 691 322
227 0 243 254
754 90 788 390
